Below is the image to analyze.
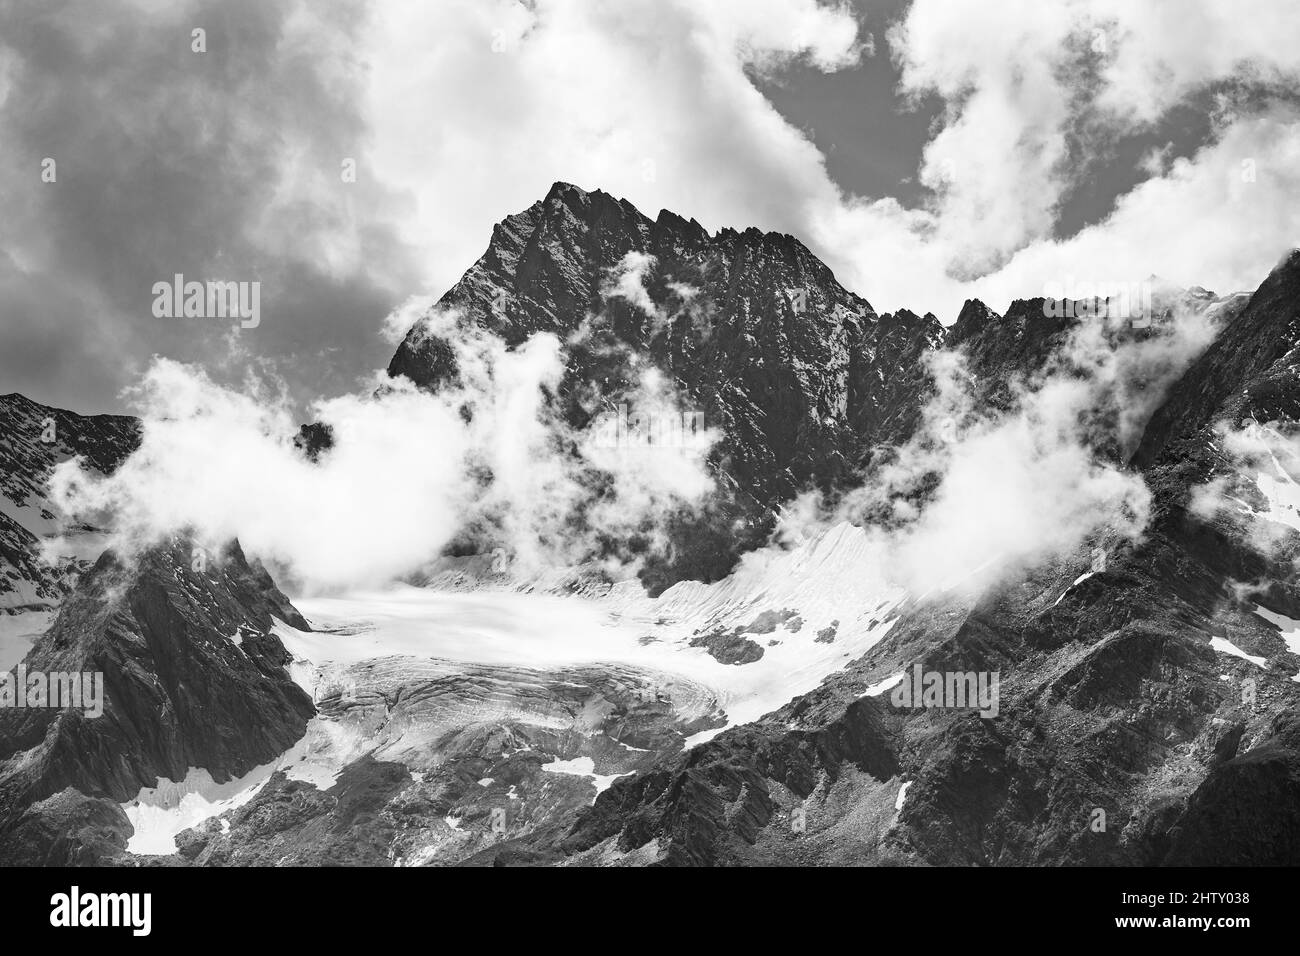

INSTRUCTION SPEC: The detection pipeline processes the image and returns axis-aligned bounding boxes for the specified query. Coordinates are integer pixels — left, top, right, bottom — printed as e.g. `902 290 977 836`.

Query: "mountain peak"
384 184 926 586
544 179 587 200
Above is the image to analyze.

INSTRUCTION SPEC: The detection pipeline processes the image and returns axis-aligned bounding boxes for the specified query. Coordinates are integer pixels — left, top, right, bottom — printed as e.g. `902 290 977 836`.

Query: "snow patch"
0 609 55 670
895 780 912 811
540 755 630 796
1210 636 1267 668
860 672 905 698
1253 467 1300 531
1253 605 1300 681
121 746 307 856
1253 604 1300 655
1052 570 1096 607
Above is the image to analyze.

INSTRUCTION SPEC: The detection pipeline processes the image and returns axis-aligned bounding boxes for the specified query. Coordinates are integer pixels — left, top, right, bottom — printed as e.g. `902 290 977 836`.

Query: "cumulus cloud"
9 0 1300 606
6 0 1300 413
871 0 1300 294
0 0 420 412
48 318 720 591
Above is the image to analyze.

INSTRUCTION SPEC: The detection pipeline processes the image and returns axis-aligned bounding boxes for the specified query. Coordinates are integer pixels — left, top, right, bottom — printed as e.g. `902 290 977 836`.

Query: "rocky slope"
1133 251 1300 469
0 537 314 864
160 658 725 867
0 393 139 614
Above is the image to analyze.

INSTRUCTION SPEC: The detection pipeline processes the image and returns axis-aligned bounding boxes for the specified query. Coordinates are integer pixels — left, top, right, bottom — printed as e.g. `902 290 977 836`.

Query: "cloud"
772 298 1229 594
580 364 721 550
876 0 1300 286
48 321 720 591
380 293 439 345
353 0 1300 329
6 0 1300 413
1046 284 1228 456
967 112 1300 310
862 352 1150 593
9 0 1300 603
0 0 421 412
602 252 661 322
355 0 867 296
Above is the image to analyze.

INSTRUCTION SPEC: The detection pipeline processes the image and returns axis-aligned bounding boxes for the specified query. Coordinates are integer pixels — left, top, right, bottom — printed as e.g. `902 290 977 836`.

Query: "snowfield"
0 608 56 670
282 521 905 740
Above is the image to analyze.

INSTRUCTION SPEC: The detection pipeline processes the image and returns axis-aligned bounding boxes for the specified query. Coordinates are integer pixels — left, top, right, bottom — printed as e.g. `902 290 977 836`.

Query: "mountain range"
2 182 1299 866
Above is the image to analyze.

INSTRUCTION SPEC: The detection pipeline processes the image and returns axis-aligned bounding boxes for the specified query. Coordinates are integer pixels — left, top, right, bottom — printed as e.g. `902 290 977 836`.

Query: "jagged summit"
536 180 810 250
386 183 935 586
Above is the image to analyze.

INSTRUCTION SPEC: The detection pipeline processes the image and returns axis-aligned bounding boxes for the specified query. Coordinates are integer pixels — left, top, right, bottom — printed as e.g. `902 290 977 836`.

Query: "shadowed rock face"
0 788 133 866
387 182 943 590
0 537 314 862
1157 712 1300 866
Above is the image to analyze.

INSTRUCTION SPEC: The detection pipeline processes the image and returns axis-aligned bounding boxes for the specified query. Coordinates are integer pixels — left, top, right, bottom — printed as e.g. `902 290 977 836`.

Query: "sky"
2 0 1299 415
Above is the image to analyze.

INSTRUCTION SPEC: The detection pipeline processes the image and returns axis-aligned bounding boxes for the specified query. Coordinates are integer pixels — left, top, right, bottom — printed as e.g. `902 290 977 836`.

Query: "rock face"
0 393 140 612
0 538 314 863
0 789 133 866
1158 712 1300 866
387 182 943 589
1133 251 1300 469
479 250 1300 867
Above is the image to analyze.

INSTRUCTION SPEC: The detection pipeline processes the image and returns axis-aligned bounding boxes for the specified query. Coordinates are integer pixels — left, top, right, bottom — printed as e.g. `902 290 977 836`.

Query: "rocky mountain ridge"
2 182 1299 866
388 182 943 590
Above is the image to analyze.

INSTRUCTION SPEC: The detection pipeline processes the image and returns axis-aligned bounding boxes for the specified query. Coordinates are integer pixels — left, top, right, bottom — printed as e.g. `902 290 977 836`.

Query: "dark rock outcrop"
0 537 314 859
